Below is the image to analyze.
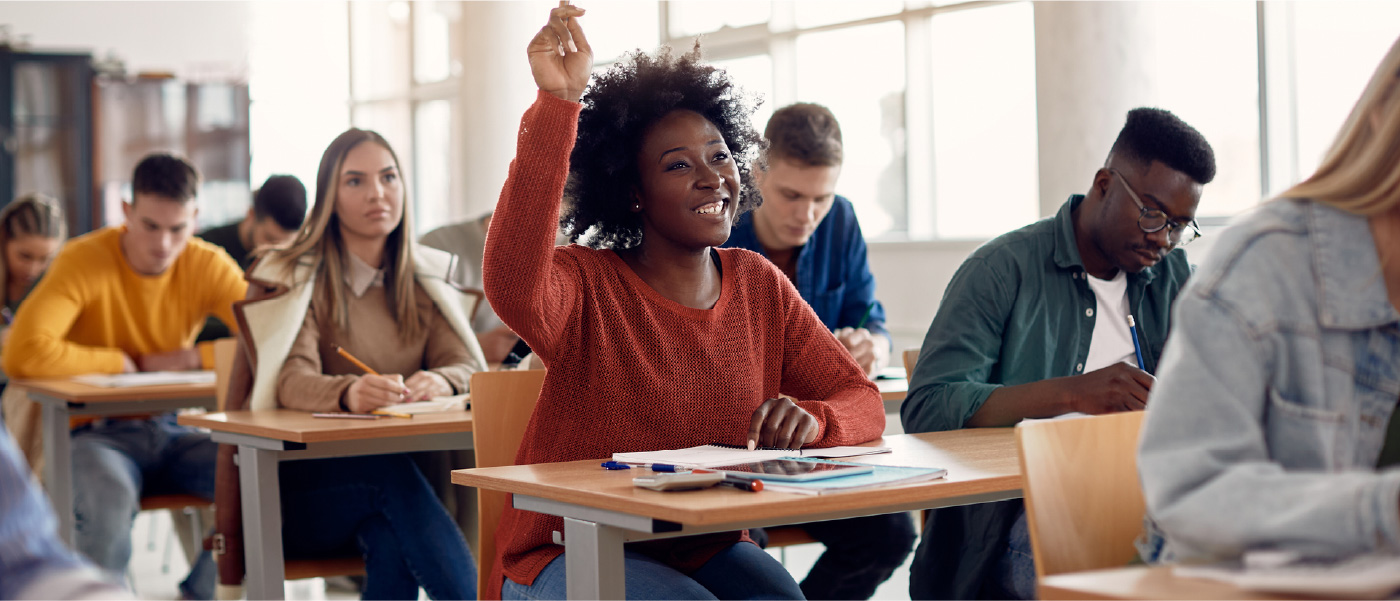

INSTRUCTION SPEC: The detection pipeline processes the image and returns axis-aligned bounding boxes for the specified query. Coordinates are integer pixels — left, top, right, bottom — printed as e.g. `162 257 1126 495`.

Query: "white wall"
1 1 252 78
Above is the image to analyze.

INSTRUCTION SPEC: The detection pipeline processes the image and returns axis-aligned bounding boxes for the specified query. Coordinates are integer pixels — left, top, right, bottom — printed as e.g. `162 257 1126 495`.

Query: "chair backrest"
471 369 546 601
1016 411 1147 580
902 348 920 376
212 338 238 411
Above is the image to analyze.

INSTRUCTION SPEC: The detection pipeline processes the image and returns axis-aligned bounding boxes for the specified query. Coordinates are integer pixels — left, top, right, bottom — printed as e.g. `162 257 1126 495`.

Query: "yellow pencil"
371 410 414 419
335 345 412 408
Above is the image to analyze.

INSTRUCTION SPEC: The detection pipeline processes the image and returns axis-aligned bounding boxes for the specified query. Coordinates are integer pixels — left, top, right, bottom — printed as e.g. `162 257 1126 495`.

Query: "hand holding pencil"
336 345 410 414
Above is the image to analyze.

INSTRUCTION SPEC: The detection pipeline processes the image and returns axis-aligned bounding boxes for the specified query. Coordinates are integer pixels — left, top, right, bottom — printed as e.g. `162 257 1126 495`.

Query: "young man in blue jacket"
724 102 911 600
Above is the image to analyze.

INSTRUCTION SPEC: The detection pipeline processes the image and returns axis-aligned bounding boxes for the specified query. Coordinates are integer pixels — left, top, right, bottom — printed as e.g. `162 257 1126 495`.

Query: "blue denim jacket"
1139 198 1400 562
0 419 86 599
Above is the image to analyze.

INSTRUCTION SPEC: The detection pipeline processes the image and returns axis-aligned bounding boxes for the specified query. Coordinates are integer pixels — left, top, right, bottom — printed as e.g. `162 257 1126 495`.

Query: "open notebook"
379 393 469 414
73 371 217 388
612 443 891 469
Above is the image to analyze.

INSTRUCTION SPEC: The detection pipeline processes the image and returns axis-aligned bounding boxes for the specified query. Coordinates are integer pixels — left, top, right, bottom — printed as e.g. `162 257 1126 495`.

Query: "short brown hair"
764 103 843 167
132 153 200 202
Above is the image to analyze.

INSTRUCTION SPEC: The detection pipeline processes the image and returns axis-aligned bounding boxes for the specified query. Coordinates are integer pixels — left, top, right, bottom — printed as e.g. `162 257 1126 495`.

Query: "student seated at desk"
0 194 66 394
483 6 884 599
901 109 1216 599
0 153 248 600
722 103 913 600
1139 36 1400 566
220 128 484 600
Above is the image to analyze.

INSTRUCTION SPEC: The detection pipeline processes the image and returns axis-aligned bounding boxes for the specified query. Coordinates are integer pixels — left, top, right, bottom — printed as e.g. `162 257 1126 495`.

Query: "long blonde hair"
272 129 425 342
0 194 66 303
1283 36 1400 214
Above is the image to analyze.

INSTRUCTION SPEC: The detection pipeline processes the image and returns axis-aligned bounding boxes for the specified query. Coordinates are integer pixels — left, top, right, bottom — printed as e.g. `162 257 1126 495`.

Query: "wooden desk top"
1039 566 1300 600
452 428 1019 527
179 409 474 443
13 378 216 403
877 377 907 402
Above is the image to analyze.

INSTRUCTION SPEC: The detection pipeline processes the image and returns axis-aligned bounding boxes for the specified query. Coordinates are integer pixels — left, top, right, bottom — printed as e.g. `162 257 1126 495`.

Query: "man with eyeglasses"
901 107 1216 600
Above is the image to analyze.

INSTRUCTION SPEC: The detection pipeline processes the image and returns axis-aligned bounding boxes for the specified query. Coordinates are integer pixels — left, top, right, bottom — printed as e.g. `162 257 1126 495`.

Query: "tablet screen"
707 459 871 481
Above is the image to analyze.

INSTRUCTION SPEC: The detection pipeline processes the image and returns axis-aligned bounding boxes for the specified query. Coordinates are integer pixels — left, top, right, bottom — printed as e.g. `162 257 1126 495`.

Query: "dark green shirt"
199 221 249 269
901 195 1193 433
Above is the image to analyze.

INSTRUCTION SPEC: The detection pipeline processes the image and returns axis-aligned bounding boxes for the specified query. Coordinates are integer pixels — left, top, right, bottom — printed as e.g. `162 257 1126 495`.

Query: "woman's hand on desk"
527 4 593 102
345 374 409 413
404 370 451 402
748 396 820 450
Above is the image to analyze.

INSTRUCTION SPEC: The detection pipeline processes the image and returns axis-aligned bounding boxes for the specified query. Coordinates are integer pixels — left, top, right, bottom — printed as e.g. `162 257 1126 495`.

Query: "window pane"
352 101 413 198
350 1 411 100
413 1 457 84
583 1 661 64
414 100 452 235
1292 2 1400 178
794 0 902 29
668 0 769 38
711 54 773 138
929 2 1038 239
1147 1 1259 217
796 21 905 237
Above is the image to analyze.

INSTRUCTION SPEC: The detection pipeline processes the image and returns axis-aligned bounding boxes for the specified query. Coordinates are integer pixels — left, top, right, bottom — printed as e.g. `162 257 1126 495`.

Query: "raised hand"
527 5 594 103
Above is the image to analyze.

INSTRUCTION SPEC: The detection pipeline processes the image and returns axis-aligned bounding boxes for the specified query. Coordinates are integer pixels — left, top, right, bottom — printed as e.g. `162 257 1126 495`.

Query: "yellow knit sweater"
2 226 247 378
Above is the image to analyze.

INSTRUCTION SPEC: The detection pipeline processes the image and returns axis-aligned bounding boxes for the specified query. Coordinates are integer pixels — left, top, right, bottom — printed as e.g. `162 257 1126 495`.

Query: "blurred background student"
0 193 66 394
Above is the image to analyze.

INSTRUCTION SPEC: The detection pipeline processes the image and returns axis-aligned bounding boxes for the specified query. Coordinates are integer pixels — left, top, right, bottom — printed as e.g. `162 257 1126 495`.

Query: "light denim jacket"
1139 198 1400 562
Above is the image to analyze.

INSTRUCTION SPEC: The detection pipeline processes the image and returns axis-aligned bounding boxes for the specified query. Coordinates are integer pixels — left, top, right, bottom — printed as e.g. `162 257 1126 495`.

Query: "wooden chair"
902 347 920 376
1015 411 1147 584
471 369 547 601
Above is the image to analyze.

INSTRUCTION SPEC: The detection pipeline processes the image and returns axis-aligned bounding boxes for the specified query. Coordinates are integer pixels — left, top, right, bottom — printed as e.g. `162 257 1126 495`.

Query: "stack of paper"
612 444 891 469
381 394 469 414
755 458 947 495
73 371 217 388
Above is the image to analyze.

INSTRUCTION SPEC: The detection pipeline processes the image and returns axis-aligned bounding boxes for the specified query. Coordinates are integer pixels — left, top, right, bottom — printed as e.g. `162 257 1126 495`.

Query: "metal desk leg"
239 446 286 600
564 517 627 600
41 401 74 545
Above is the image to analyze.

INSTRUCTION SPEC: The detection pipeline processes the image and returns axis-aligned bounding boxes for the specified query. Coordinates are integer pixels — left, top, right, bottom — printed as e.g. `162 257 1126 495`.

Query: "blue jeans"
990 510 1036 600
502 542 803 600
70 413 217 599
279 454 476 600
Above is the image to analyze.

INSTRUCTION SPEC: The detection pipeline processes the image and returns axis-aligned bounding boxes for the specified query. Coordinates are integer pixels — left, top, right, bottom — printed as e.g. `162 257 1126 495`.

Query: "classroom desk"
878 377 907 413
179 409 475 600
14 378 218 545
453 428 1019 600
1038 565 1300 600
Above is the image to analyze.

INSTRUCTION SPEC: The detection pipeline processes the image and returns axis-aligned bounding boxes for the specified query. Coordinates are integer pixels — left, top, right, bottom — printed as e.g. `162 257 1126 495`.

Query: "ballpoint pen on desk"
1127 315 1146 371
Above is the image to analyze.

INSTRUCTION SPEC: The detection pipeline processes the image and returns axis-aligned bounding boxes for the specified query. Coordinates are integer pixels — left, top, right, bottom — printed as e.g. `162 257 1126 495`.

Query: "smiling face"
5 233 60 286
752 158 841 251
1088 159 1203 275
632 109 742 252
333 142 404 250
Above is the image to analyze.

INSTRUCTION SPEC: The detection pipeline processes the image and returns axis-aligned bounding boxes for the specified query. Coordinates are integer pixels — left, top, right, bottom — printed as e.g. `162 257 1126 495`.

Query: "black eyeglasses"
1110 168 1201 249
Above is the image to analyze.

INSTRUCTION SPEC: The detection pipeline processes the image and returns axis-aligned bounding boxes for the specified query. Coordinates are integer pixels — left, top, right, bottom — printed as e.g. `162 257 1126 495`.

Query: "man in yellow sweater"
3 153 247 599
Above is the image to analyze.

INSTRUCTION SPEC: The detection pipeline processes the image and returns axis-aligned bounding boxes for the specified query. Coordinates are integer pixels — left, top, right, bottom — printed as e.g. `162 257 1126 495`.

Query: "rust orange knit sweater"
483 90 885 595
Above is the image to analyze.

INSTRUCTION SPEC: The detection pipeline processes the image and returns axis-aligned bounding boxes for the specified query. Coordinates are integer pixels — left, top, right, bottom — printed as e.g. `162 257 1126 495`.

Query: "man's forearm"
967 378 1073 427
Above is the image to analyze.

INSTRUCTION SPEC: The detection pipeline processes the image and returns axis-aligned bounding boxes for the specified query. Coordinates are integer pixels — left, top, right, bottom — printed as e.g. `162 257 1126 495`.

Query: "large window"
662 0 1040 240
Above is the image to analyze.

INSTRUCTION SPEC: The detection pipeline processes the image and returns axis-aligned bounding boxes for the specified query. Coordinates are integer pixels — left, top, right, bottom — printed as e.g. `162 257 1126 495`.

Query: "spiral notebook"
611 443 891 469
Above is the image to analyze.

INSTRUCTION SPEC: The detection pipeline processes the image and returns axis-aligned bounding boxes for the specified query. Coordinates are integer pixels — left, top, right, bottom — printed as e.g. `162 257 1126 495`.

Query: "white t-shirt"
1083 270 1138 373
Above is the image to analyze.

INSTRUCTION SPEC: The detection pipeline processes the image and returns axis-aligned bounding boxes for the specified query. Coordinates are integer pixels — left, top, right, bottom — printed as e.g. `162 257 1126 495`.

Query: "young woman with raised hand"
482 5 884 600
218 129 485 599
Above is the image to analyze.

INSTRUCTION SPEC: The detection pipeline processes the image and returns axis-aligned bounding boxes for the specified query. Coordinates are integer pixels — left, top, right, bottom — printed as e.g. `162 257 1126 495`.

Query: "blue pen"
1127 315 1146 371
600 461 632 470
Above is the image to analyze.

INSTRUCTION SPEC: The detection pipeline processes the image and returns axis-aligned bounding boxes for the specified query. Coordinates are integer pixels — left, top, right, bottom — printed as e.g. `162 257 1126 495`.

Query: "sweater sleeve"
481 91 584 363
196 249 250 368
774 265 885 446
1 249 126 377
276 306 357 412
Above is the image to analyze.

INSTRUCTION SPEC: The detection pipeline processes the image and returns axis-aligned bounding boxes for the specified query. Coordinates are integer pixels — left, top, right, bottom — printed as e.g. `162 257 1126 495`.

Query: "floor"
128 509 918 600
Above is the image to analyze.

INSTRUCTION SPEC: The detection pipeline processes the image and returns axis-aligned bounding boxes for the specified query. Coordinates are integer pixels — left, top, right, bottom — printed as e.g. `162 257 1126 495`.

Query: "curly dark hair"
562 42 765 249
